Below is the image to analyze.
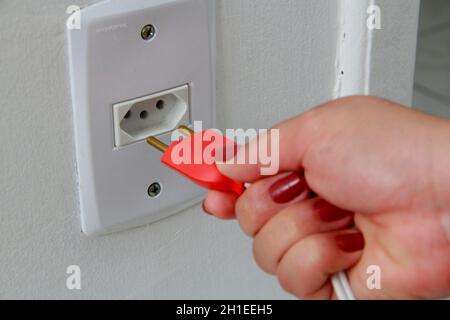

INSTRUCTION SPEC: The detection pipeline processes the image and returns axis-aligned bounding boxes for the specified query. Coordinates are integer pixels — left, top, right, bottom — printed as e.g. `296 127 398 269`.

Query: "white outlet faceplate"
67 0 216 235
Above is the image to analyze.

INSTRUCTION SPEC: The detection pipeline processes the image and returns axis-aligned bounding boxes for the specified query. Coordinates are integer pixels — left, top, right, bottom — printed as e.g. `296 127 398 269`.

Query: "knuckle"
276 241 328 299
303 236 331 269
276 266 311 300
252 237 276 275
235 195 256 236
236 187 266 237
301 105 323 127
276 250 302 297
276 269 293 295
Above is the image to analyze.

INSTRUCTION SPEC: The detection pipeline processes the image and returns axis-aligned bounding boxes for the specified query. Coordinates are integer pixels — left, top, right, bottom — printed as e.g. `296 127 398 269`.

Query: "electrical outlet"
67 0 216 235
113 85 190 147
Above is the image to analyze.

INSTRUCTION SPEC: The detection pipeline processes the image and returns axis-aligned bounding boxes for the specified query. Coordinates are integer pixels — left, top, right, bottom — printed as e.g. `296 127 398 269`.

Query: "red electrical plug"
147 126 245 196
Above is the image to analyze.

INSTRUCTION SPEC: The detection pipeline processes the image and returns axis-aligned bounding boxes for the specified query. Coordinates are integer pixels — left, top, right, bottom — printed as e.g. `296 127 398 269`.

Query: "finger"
253 199 354 274
277 231 364 299
203 190 238 220
235 172 309 237
216 108 322 183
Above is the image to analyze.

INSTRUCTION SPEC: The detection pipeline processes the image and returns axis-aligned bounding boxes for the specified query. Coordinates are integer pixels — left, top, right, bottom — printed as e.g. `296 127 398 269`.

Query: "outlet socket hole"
140 110 148 119
156 100 165 110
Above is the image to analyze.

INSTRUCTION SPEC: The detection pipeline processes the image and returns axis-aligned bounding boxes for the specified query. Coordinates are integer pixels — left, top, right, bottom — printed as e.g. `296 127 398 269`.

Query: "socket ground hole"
140 110 148 119
156 100 165 110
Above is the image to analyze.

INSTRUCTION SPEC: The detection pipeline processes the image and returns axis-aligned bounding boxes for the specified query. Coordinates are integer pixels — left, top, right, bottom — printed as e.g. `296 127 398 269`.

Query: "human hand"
203 96 450 299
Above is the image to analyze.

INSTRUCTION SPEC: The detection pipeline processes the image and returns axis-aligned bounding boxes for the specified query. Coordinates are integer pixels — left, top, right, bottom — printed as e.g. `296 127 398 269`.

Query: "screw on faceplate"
148 182 162 198
141 24 156 41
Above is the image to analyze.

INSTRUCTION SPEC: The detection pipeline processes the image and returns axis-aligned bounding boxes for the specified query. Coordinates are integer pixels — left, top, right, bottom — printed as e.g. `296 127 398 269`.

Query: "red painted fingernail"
269 172 307 204
314 199 353 222
202 201 212 215
335 233 365 252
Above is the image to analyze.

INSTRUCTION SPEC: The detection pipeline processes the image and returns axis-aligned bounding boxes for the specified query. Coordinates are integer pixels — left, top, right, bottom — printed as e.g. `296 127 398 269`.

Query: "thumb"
216 113 317 182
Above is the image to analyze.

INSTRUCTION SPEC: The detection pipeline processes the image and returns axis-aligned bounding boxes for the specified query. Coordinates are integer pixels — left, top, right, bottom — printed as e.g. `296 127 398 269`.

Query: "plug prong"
147 136 169 153
178 125 194 136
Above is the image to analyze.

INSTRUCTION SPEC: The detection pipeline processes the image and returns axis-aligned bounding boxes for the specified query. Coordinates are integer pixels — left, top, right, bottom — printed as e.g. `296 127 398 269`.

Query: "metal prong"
147 136 169 153
178 125 194 136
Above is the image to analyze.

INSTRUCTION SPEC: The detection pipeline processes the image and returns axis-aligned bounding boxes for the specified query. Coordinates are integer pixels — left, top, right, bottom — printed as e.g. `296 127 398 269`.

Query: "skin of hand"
203 96 450 299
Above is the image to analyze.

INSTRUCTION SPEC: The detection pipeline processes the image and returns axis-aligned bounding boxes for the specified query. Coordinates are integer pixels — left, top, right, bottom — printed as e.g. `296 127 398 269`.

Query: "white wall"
0 0 417 299
0 0 340 299
413 0 450 118
336 0 419 105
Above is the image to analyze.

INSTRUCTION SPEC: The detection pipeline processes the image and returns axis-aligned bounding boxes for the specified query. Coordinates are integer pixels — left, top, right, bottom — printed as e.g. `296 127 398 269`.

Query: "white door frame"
335 0 421 106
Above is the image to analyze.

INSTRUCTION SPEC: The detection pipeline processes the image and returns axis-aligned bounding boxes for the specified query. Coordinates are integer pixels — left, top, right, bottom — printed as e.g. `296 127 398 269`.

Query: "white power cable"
331 272 355 300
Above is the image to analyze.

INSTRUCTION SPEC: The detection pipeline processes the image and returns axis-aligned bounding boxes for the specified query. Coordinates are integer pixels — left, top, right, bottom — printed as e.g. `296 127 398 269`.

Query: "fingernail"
335 233 365 252
202 201 212 215
314 199 353 222
269 172 307 204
